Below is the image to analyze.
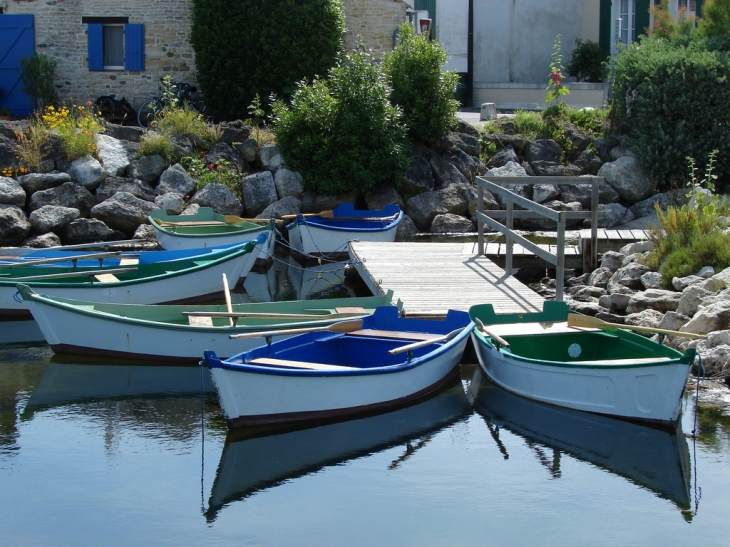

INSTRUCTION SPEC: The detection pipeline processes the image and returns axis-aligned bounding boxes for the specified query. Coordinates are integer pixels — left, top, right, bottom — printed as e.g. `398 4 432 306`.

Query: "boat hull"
20 289 395 362
204 307 473 428
0 242 256 319
470 331 692 425
285 203 402 260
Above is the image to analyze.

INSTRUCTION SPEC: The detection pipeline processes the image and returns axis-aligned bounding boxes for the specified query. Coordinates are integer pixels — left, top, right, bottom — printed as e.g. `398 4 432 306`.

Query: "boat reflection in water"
468 368 693 518
204 379 471 522
22 357 215 419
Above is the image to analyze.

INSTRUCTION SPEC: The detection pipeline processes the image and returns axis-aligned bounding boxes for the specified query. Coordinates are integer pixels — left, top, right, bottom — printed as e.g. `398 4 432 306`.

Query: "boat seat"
577 357 673 365
333 306 366 313
483 321 600 337
188 315 214 326
94 273 120 283
347 329 440 341
119 257 139 266
248 357 358 371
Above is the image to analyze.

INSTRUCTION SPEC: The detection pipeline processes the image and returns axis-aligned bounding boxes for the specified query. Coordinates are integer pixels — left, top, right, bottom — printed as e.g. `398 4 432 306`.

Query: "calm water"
2 254 730 546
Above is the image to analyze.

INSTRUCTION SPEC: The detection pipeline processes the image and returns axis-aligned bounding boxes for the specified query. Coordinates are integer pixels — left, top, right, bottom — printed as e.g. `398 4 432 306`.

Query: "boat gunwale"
206 323 474 377
470 329 695 369
1 240 256 289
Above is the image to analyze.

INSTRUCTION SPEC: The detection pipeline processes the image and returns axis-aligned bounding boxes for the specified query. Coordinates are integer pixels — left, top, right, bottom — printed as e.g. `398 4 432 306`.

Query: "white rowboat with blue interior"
285 203 402 261
202 306 473 428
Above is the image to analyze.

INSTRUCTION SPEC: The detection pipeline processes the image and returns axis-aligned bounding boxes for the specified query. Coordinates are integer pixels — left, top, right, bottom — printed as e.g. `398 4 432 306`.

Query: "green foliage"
190 0 345 121
566 39 610 82
382 23 459 146
646 152 730 286
565 106 610 135
513 110 550 139
699 0 730 38
271 47 410 196
650 0 696 38
19 53 59 111
610 35 730 185
546 35 570 105
138 133 173 158
154 102 212 142
179 156 243 200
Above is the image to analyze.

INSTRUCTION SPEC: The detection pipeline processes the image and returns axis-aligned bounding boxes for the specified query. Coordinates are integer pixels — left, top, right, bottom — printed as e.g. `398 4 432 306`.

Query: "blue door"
0 14 36 116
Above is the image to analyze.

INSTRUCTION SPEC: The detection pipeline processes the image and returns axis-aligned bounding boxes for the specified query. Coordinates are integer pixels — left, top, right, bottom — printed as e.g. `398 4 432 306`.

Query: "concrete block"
480 103 497 121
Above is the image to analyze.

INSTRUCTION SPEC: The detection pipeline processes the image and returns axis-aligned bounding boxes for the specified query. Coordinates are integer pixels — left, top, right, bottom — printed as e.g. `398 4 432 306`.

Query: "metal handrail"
475 176 604 301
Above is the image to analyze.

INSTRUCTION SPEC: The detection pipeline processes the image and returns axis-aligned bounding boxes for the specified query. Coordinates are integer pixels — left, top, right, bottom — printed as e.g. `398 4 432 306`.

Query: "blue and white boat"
202 305 473 428
285 203 403 261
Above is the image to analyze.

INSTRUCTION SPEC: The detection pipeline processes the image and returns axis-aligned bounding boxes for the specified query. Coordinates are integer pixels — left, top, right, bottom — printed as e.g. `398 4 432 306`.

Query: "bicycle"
137 79 209 127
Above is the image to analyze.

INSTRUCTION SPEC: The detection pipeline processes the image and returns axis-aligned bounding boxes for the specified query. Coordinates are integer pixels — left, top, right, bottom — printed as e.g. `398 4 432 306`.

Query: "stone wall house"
1 0 408 114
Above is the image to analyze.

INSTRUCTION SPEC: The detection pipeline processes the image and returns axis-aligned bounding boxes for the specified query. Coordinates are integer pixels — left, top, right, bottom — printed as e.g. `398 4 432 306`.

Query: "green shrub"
138 133 173 158
271 47 410 196
513 110 549 139
179 156 243 200
190 0 344 121
610 36 730 185
382 23 459 146
566 39 610 82
646 154 730 286
154 103 211 142
19 53 59 111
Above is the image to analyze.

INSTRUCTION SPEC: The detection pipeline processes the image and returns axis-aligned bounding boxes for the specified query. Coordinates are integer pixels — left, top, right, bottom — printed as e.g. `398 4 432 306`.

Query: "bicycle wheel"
137 99 162 127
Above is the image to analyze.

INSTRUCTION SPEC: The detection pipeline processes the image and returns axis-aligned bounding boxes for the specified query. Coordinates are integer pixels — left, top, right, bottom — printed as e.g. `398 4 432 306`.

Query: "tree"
699 0 730 38
271 47 410 196
382 23 459 146
190 0 345 121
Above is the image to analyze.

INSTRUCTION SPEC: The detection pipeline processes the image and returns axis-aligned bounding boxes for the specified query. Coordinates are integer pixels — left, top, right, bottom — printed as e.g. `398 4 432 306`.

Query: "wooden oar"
388 328 465 355
567 313 707 340
474 318 511 348
183 311 366 319
0 251 124 268
222 273 234 327
6 267 136 281
223 215 271 224
280 210 335 220
155 220 228 227
229 318 364 340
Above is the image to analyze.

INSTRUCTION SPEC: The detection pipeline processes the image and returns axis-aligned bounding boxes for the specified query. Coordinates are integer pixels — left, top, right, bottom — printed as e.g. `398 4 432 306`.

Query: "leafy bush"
513 110 549 139
179 156 243 200
271 47 410 196
566 39 610 82
20 53 59 111
382 23 459 146
154 103 214 143
190 0 344 121
611 36 730 185
646 153 730 286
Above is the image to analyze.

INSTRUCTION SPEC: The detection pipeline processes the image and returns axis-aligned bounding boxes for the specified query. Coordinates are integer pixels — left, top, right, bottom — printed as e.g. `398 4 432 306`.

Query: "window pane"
103 25 124 67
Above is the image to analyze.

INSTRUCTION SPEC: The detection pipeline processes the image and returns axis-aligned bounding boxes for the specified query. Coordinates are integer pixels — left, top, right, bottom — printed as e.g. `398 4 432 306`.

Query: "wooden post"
556 211 566 301
505 200 514 275
477 185 484 256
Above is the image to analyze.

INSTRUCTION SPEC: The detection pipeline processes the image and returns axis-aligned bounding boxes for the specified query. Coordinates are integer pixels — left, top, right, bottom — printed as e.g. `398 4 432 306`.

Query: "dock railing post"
590 177 600 270
505 201 514 275
556 211 565 302
477 186 484 256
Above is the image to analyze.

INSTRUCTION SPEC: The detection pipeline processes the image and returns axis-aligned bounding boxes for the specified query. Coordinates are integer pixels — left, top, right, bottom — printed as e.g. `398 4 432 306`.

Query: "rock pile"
0 116 679 247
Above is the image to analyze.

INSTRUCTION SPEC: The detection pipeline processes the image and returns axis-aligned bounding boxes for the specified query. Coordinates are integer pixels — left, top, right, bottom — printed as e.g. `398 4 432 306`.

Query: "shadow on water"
467 366 695 520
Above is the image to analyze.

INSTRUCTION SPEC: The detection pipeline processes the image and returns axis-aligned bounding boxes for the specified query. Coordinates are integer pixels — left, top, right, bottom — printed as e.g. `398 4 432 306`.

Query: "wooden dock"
349 242 545 317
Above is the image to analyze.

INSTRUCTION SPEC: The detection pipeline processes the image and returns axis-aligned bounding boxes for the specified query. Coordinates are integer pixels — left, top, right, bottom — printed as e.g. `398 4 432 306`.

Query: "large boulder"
66 155 108 191
95 134 138 176
156 163 196 197
0 204 31 245
189 183 243 216
60 218 114 244
241 171 278 218
17 172 72 194
28 205 81 233
0 176 26 206
405 185 468 231
598 156 657 202
91 191 157 236
29 181 97 217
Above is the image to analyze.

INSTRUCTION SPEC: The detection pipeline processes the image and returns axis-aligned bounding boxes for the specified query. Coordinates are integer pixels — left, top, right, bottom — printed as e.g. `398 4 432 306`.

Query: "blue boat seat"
248 357 358 371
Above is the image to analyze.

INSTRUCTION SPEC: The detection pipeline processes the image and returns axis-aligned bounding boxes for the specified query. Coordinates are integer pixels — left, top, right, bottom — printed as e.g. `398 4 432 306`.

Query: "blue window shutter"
87 23 104 71
124 24 145 71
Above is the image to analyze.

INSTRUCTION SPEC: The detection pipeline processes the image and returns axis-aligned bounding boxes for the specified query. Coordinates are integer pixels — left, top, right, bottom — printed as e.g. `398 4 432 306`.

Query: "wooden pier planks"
349 242 545 317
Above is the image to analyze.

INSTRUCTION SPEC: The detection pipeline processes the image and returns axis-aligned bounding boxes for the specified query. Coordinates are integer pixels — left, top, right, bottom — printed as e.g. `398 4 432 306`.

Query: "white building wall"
436 0 469 73
472 0 588 84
